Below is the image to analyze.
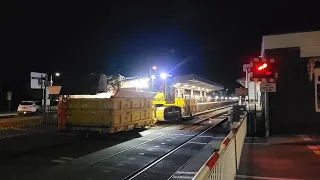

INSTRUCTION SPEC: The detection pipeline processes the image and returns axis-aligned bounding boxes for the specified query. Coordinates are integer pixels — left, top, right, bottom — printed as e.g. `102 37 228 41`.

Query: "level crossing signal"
249 57 278 83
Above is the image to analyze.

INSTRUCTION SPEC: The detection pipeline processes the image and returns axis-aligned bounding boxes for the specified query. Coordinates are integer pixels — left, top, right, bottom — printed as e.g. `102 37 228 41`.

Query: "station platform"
236 135 320 180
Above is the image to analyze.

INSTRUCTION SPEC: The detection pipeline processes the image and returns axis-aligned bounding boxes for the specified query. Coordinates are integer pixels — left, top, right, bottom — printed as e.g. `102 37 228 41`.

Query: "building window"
314 69 320 112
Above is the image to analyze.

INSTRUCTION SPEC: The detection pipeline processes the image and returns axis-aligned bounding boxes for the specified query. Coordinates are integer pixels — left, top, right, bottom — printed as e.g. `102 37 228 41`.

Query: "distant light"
195 96 199 99
55 72 60 77
207 96 211 100
192 86 196 88
151 75 156 80
221 96 224 99
160 73 167 79
229 97 232 99
184 84 188 87
215 96 218 99
175 83 181 86
152 66 157 70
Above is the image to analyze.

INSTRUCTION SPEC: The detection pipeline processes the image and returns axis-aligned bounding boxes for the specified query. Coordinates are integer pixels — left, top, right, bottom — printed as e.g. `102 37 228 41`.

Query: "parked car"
17 101 42 115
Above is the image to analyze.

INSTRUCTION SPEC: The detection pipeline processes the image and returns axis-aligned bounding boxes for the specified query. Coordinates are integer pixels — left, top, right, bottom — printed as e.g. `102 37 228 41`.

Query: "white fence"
193 114 248 180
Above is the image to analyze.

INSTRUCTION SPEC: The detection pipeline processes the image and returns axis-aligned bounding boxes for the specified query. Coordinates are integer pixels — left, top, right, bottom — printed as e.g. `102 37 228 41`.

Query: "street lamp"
150 66 157 77
160 73 167 80
50 72 61 86
150 66 157 91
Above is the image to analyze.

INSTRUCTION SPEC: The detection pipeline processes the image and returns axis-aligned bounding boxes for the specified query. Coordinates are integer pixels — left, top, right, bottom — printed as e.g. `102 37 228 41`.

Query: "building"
261 31 320 135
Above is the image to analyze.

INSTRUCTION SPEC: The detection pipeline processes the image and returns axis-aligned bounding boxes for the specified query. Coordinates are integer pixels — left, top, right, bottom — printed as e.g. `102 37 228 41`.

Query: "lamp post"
150 66 156 91
50 72 61 86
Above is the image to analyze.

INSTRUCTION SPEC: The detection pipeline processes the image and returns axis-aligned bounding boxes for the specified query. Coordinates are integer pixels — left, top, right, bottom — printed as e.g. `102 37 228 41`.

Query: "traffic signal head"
250 58 278 82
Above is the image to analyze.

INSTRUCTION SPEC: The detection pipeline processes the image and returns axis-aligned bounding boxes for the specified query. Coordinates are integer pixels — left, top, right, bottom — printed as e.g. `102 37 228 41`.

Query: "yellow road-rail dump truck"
62 73 196 135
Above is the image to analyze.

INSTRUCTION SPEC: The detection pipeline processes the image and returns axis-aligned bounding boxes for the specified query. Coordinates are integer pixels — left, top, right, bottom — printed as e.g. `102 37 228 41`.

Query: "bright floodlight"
152 66 157 70
160 73 167 79
55 72 60 77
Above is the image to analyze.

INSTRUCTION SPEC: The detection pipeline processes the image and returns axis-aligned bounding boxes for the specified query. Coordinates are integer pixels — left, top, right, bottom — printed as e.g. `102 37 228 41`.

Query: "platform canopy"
173 74 224 92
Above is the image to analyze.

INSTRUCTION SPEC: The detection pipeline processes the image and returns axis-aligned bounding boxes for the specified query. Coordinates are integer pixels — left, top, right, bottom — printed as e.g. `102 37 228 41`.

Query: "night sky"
1 1 320 107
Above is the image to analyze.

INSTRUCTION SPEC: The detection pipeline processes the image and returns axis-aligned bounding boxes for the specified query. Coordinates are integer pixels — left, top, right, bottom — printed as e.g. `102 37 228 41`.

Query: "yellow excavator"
119 73 197 122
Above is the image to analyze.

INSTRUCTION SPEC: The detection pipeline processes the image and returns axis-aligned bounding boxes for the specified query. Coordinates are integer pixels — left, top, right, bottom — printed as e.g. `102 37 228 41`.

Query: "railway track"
27 105 232 180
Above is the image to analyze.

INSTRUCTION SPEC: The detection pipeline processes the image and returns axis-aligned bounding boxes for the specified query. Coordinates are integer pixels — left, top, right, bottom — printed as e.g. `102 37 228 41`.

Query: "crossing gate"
193 113 247 180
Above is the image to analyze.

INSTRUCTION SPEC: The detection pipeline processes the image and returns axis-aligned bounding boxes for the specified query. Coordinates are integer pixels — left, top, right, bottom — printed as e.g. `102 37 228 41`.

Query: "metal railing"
0 114 58 139
193 113 248 180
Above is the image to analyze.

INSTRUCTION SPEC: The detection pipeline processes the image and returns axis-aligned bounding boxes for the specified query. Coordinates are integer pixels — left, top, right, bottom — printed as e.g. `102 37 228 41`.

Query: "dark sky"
2 1 320 91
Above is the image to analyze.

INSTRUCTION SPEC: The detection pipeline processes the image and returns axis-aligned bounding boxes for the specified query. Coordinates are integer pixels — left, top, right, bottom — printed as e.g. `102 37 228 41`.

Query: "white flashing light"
160 73 167 79
221 96 224 99
55 72 60 77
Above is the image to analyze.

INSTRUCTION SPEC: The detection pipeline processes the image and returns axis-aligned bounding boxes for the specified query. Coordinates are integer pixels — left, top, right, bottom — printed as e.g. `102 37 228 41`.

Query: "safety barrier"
0 114 58 139
193 113 248 180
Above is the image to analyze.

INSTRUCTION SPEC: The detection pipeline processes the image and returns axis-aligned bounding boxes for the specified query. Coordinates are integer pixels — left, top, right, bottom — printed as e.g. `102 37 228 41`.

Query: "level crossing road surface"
10 108 231 180
236 136 320 180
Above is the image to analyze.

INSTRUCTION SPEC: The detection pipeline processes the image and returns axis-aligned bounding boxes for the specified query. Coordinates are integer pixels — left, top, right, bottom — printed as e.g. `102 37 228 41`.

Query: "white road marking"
197 136 215 138
60 157 74 161
171 134 194 137
51 159 66 163
172 175 193 179
187 142 207 145
302 137 312 141
175 171 197 175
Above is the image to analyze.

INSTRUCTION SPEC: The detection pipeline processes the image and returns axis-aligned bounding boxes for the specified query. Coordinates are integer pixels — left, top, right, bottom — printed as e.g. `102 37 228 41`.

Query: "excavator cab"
151 74 181 121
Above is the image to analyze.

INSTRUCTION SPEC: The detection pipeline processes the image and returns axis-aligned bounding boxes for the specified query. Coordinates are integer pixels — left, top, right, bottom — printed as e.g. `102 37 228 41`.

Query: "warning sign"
260 83 276 92
235 88 248 96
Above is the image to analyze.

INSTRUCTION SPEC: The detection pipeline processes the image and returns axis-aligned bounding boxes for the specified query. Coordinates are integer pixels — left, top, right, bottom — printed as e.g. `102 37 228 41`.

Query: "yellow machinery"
149 74 197 121
153 92 197 121
66 90 157 134
64 74 198 135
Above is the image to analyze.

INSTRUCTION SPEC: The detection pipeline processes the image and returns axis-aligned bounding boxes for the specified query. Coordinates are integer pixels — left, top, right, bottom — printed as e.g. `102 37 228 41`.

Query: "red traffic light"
258 63 268 70
249 57 278 83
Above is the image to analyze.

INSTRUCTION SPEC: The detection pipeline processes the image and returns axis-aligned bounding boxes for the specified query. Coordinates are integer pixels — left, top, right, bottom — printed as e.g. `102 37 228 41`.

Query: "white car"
17 101 42 115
